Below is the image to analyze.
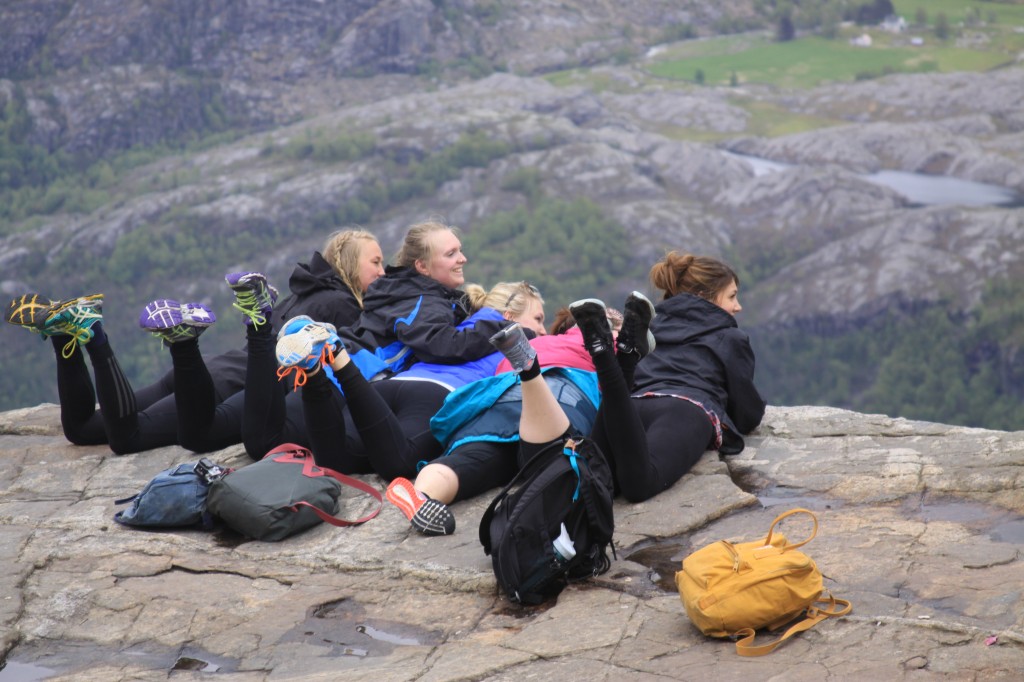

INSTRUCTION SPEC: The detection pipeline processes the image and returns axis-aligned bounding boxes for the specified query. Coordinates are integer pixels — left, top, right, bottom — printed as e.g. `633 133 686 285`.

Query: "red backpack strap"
265 443 383 526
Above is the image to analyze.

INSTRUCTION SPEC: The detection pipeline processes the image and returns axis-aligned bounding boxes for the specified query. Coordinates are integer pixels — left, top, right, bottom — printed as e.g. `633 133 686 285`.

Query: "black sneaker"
617 291 656 359
489 323 537 374
569 298 614 356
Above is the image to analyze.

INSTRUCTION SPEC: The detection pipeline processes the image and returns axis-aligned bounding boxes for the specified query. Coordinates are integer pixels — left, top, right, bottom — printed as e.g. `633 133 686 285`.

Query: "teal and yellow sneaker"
42 295 105 358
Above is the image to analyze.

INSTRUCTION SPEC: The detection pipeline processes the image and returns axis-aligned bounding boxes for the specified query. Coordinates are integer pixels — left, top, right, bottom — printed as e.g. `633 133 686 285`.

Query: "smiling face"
415 229 467 289
356 240 386 293
713 280 742 316
510 297 546 336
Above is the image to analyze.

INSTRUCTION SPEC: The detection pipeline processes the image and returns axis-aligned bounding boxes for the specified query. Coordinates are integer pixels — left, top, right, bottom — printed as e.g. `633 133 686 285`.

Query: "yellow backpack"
675 508 852 656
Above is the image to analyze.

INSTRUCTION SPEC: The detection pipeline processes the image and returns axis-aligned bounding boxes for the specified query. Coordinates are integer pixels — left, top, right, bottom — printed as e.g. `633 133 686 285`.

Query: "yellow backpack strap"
733 595 853 657
761 508 818 553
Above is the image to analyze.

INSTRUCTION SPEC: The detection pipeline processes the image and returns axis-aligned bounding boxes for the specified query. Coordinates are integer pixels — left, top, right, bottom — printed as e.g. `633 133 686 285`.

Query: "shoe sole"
385 477 422 521
275 324 335 369
7 294 54 329
140 300 215 331
623 292 657 356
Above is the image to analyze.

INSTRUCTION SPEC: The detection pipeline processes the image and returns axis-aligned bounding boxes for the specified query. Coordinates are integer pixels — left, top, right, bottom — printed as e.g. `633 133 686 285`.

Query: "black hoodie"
632 293 765 454
273 251 362 332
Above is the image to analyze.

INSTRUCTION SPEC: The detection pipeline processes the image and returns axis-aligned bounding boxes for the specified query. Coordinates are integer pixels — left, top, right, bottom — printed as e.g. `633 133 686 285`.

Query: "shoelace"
276 344 337 392
50 306 101 359
232 289 270 328
55 322 94 359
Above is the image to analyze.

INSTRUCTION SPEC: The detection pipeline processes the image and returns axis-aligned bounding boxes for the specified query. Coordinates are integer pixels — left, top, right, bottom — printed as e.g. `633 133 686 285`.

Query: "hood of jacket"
650 293 737 343
287 251 347 297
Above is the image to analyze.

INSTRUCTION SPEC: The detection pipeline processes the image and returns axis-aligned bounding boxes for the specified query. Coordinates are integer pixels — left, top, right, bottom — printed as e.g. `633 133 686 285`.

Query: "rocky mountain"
1 1 1023 425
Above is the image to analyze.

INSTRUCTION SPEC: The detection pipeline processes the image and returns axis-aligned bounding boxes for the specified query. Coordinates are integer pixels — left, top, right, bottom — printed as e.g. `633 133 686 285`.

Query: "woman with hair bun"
521 250 766 503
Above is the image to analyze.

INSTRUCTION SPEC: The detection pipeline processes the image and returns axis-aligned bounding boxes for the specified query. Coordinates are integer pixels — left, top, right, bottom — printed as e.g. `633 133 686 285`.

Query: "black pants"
170 327 309 457
54 332 178 454
588 350 713 503
301 369 448 479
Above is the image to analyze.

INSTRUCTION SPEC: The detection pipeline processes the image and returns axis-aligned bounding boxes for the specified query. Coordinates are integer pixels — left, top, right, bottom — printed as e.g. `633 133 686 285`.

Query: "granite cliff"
0 403 1020 678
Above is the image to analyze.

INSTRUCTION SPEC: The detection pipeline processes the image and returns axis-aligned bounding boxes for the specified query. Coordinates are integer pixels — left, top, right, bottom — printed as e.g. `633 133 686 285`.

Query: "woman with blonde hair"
347 219 515 372
2 228 385 455
272 281 547 482
273 229 383 328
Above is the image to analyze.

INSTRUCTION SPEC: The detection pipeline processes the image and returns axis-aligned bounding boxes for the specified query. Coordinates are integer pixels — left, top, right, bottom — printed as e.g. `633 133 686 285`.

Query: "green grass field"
646 34 1010 89
893 0 1024 26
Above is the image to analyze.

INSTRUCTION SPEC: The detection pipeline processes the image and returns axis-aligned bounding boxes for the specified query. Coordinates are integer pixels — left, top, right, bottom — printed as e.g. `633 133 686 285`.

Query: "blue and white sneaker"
225 271 278 329
139 299 216 345
275 315 342 390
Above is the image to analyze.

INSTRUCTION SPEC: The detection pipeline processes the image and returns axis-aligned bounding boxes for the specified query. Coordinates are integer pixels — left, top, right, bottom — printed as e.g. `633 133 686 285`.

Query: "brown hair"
549 306 574 335
394 219 460 269
321 228 379 305
649 251 739 302
549 304 622 334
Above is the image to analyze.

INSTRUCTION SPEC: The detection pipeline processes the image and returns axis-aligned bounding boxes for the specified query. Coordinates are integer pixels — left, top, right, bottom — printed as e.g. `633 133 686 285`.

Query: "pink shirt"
495 326 595 374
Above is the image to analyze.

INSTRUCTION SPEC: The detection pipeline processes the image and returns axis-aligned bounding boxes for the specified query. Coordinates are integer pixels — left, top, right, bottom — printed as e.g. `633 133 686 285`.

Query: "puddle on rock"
283 597 441 660
0 660 56 682
908 497 1024 544
624 540 693 593
1 641 237 678
757 487 842 511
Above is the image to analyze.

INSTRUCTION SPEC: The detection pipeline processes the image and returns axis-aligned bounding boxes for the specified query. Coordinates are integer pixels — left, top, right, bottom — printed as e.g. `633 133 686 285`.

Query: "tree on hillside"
776 10 796 42
914 7 927 27
935 12 950 39
849 0 895 25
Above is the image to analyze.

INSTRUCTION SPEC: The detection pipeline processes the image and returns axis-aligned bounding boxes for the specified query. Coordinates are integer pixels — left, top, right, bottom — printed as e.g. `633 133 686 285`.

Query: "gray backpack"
207 443 382 541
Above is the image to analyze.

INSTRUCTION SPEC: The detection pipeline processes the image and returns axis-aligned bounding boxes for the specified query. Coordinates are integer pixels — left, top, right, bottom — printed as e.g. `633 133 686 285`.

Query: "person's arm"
395 296 513 364
722 333 766 434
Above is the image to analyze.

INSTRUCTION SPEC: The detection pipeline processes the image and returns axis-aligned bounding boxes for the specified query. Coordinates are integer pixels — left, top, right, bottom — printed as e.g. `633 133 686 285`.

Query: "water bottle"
552 522 576 564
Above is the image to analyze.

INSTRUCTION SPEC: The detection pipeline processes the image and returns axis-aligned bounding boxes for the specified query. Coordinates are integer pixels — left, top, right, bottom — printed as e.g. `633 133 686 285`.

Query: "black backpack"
479 436 615 605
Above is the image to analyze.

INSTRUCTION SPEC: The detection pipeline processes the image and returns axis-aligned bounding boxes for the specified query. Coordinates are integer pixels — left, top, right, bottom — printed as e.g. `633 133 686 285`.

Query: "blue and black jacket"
346 265 510 374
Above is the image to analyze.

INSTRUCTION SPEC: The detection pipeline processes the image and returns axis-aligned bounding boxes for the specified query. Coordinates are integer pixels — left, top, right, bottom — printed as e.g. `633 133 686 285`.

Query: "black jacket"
349 265 509 367
200 252 362 395
632 293 766 454
273 251 362 332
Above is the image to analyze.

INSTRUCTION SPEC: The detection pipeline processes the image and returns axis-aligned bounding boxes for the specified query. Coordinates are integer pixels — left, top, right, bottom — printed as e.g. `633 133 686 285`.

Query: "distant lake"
729 153 1022 207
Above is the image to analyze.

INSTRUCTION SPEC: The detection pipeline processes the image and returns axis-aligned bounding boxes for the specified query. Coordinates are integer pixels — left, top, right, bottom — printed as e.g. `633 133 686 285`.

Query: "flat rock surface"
0 404 1021 680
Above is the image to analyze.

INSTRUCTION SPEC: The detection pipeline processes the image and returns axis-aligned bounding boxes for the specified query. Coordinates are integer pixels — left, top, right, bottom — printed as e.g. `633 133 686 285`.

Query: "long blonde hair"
322 228 379 305
394 219 461 269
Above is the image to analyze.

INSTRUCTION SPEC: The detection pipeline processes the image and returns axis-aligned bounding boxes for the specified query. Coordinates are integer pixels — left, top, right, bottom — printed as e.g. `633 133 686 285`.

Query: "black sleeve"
722 332 766 434
395 296 512 364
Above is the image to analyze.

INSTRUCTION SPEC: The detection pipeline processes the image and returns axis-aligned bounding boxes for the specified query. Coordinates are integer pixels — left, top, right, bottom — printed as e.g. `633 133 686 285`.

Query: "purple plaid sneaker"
139 299 216 344
225 272 278 328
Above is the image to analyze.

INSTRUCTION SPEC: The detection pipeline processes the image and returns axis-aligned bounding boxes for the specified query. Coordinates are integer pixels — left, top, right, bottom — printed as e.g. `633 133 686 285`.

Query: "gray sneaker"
489 323 537 374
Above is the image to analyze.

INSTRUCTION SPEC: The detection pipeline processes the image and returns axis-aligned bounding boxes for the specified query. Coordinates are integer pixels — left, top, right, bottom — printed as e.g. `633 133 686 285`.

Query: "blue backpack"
114 459 228 529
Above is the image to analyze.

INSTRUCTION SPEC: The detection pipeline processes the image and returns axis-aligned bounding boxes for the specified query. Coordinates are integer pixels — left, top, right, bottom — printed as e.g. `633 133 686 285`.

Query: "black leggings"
437 440 520 503
55 330 180 455
588 349 713 503
170 326 312 457
301 368 448 480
